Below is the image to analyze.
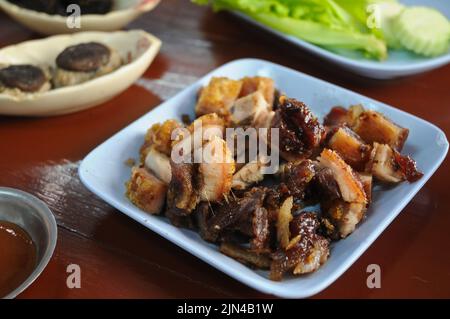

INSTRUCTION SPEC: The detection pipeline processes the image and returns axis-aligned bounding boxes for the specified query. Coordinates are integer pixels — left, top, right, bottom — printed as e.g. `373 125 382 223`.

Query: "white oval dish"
0 30 161 116
0 0 160 35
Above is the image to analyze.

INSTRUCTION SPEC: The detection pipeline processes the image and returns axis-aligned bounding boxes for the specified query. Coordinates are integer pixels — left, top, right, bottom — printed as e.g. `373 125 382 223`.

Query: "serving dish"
0 0 160 35
231 0 450 79
0 30 161 116
0 187 57 299
79 58 448 298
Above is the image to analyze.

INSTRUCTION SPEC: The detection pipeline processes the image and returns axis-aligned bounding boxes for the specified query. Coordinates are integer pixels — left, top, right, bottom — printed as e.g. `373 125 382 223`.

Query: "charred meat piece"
0 65 50 93
195 77 242 119
272 96 325 161
126 167 167 215
220 242 271 269
238 76 275 106
317 149 367 204
321 200 366 239
278 159 316 199
326 126 371 171
367 142 423 183
166 160 199 216
311 166 341 201
270 212 329 281
323 105 364 127
206 187 267 243
353 110 409 151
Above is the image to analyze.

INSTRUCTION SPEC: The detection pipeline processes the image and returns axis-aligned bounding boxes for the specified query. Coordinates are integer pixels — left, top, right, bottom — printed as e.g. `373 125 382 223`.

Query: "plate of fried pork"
79 58 448 298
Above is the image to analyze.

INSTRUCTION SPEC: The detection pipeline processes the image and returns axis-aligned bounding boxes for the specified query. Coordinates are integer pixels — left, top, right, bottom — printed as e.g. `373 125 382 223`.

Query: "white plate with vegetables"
195 0 450 79
79 59 448 298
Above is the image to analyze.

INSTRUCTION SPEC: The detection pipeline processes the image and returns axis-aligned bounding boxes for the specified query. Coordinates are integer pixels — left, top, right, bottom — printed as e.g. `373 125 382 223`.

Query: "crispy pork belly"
195 77 242 119
232 155 268 190
278 159 316 199
198 136 235 202
353 110 409 151
144 146 172 184
270 212 329 281
321 200 366 239
271 96 325 161
166 160 199 216
317 149 367 204
220 242 271 269
230 91 269 126
126 167 167 215
326 126 371 170
239 76 275 106
323 104 365 127
358 172 373 204
367 142 423 183
140 119 181 162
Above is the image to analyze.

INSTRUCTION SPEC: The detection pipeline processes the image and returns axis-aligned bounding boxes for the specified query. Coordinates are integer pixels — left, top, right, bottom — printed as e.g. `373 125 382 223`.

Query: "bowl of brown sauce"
0 187 57 299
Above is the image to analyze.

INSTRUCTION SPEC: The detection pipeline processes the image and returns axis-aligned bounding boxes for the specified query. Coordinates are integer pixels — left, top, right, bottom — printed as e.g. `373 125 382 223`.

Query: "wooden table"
1 0 449 299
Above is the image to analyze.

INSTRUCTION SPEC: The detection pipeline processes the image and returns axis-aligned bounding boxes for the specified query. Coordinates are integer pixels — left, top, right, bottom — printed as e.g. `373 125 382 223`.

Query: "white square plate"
232 0 450 79
79 58 448 298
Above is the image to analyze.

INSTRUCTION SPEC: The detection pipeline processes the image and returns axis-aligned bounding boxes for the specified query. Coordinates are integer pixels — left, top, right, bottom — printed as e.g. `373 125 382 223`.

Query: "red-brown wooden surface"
1 0 449 298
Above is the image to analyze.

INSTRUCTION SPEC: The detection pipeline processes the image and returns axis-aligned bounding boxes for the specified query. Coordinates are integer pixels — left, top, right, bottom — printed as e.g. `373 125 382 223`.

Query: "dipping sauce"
0 221 37 297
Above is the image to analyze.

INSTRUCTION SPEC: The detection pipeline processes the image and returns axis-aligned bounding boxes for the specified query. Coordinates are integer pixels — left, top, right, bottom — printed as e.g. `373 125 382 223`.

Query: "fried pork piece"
230 91 269 126
140 119 181 162
278 159 316 199
232 155 269 190
323 105 364 127
126 167 167 215
270 212 329 281
316 149 368 238
166 160 199 216
144 146 172 184
220 242 271 269
317 149 367 204
367 142 423 183
353 110 409 151
326 126 371 171
206 187 268 249
358 172 373 204
239 76 275 106
195 77 242 119
198 136 235 202
271 96 325 161
325 105 409 151
321 200 366 239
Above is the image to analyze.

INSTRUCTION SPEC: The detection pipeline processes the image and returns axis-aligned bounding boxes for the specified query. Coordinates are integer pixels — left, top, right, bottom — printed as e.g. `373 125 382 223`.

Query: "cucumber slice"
377 2 405 49
393 6 450 57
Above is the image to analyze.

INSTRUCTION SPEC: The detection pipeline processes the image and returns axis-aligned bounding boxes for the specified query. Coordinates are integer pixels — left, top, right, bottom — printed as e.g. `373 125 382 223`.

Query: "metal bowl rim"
0 187 57 299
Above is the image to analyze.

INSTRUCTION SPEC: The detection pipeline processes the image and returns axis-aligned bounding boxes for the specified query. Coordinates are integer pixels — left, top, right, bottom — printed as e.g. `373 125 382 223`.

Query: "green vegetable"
193 0 388 60
393 6 450 57
193 0 450 60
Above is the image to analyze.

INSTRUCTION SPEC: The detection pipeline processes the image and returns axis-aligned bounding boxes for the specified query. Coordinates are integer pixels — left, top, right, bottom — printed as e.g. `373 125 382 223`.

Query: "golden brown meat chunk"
140 119 182 162
126 167 167 215
195 77 243 119
326 126 371 171
367 142 423 183
352 110 409 151
239 76 275 106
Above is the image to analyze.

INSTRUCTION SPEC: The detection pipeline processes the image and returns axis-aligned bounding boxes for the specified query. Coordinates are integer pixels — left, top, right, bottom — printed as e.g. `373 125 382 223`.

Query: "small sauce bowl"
0 187 57 299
